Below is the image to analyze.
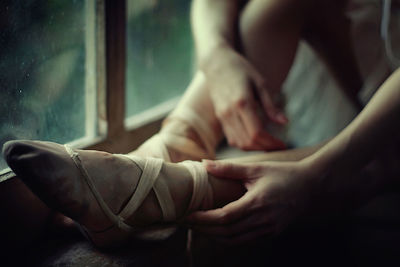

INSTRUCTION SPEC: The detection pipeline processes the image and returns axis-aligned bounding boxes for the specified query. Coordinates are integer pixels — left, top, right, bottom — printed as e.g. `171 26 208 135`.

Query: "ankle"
207 175 246 208
161 162 194 219
161 118 207 154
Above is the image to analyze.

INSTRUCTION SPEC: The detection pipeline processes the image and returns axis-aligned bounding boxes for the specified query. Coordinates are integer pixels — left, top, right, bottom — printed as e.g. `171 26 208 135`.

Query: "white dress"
281 0 399 147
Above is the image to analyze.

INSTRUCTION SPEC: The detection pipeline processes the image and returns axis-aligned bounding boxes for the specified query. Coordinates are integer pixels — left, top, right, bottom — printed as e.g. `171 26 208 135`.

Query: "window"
125 0 193 126
0 0 97 171
1 0 194 181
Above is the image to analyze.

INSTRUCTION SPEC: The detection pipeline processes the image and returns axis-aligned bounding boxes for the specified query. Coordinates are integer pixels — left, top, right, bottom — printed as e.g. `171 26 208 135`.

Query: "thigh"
303 0 363 107
238 0 316 94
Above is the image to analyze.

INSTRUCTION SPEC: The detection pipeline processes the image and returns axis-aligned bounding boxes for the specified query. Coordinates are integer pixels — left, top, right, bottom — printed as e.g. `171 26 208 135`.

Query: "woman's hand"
202 46 287 151
186 159 317 245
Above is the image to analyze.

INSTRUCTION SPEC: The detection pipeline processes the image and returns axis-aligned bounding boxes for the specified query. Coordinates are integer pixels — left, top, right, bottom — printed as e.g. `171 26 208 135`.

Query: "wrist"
302 137 350 179
198 41 234 72
301 140 359 202
297 156 338 215
301 146 340 185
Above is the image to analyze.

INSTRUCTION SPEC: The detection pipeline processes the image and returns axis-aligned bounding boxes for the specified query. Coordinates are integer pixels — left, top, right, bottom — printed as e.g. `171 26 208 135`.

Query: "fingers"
220 115 243 148
218 102 263 150
227 114 249 149
203 160 265 179
220 95 286 151
230 85 286 151
238 99 286 150
185 191 255 225
254 131 286 151
255 81 288 125
207 52 287 151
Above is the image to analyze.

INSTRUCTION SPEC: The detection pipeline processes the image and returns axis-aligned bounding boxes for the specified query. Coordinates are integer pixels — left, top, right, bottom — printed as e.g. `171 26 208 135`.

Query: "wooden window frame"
0 0 172 182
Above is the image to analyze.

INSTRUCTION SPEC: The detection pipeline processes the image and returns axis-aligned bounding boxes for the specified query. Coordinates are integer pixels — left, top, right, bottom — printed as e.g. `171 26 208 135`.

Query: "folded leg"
3 140 243 247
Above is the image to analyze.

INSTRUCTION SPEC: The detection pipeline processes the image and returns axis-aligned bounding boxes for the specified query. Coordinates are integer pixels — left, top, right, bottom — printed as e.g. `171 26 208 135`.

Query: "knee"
238 0 312 46
239 0 271 44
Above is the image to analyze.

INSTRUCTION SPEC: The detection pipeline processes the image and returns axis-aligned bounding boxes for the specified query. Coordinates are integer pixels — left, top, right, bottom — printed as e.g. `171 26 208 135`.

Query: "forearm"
309 69 400 180
220 141 327 163
191 0 244 67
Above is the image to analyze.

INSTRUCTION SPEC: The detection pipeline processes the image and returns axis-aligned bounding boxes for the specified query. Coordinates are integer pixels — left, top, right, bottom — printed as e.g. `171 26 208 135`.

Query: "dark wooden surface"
105 0 126 139
2 186 400 266
1 145 400 266
2 230 189 267
0 177 189 267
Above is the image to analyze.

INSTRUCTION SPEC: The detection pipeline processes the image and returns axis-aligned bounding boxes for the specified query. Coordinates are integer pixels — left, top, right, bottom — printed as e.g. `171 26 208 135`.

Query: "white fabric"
381 0 400 68
280 0 400 147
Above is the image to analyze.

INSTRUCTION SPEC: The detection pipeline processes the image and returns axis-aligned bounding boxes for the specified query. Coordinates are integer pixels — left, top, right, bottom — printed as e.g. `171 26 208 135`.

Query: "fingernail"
275 112 288 124
202 159 216 168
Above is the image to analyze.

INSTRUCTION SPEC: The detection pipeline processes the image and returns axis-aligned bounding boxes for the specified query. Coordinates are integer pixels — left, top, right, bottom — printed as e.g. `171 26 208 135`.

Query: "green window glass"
0 0 89 170
125 0 194 118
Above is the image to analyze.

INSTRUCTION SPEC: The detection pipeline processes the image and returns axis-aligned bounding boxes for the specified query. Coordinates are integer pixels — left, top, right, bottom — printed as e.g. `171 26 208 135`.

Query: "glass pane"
0 0 87 170
126 0 193 117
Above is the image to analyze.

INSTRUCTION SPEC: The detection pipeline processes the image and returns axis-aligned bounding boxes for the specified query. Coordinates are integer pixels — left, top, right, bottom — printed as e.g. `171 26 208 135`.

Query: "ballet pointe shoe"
3 140 213 248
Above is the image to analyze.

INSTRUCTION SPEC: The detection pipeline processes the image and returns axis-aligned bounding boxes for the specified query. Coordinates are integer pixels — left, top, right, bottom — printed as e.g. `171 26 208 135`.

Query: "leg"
136 0 363 163
3 140 244 247
133 71 224 162
239 0 363 106
239 0 311 96
4 139 394 248
1 140 331 248
224 140 328 163
134 0 313 161
0 140 320 249
303 0 363 109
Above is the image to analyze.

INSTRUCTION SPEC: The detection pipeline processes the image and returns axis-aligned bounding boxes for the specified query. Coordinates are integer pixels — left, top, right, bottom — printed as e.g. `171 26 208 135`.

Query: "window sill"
0 98 179 184
0 168 15 183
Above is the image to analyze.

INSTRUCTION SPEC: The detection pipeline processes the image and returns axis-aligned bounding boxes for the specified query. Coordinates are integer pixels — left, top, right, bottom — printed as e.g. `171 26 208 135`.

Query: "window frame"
0 0 173 183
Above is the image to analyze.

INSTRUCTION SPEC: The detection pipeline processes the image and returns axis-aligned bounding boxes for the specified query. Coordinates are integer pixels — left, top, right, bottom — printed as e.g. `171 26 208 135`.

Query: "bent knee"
239 0 313 42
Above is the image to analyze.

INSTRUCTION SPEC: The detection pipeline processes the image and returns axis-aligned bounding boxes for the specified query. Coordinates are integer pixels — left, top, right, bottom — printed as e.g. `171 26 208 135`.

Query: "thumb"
203 160 261 180
256 82 288 125
185 190 255 224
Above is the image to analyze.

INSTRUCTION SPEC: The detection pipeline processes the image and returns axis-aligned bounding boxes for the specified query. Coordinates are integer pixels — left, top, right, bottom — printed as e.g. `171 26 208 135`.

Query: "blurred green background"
0 0 194 170
125 0 193 117
0 0 86 170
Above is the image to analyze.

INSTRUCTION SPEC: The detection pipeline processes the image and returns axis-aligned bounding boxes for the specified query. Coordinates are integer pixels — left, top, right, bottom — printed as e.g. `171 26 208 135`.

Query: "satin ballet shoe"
64 144 213 247
3 140 213 247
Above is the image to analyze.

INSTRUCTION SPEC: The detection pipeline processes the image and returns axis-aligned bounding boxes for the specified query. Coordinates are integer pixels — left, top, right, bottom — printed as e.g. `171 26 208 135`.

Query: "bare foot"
3 140 243 247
